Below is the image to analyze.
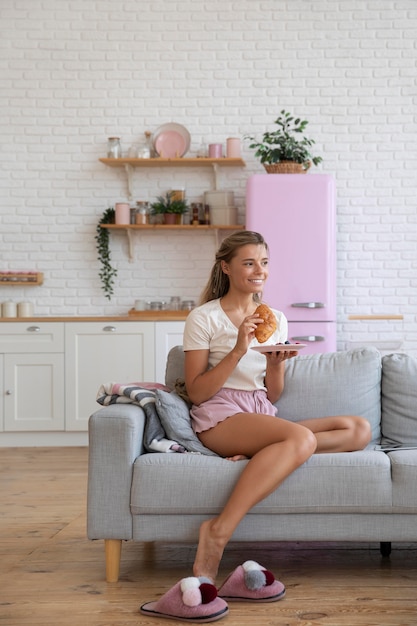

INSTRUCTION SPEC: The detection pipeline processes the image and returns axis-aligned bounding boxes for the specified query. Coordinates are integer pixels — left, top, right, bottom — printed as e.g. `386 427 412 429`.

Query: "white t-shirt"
183 298 288 391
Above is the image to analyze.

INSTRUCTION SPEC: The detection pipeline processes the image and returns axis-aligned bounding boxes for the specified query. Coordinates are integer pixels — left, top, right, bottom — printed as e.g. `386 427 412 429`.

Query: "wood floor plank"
0 447 416 626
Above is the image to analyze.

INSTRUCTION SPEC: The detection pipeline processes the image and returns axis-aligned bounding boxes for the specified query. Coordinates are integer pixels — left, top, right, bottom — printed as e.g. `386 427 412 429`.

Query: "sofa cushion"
388 450 417 511
131 450 392 515
381 353 417 449
276 347 382 444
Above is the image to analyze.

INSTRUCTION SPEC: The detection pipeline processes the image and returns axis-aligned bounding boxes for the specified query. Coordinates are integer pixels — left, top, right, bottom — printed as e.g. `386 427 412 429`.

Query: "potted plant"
95 207 118 300
246 110 323 173
150 192 189 225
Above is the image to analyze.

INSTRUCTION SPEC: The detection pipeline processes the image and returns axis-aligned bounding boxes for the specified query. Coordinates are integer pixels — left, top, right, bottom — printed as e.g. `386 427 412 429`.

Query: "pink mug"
208 143 223 158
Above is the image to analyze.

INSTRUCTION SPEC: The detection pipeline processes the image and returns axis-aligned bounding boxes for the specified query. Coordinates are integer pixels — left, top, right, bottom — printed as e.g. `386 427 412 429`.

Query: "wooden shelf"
101 224 244 261
100 224 243 231
99 156 246 197
99 157 245 168
0 272 43 286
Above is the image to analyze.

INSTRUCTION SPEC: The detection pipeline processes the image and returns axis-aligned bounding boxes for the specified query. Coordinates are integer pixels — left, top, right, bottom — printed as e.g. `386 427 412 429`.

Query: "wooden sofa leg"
105 539 122 582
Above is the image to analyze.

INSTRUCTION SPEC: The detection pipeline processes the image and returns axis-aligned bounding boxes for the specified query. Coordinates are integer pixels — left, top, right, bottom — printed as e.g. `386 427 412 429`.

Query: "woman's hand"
264 348 298 367
234 312 262 356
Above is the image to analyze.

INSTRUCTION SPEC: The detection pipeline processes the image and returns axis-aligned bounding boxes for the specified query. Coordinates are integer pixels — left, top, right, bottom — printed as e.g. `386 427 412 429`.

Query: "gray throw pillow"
381 353 417 449
155 389 218 456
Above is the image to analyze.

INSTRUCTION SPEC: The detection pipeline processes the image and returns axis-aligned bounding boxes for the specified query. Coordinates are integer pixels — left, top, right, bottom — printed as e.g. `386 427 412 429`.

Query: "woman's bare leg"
193 414 317 581
298 415 371 452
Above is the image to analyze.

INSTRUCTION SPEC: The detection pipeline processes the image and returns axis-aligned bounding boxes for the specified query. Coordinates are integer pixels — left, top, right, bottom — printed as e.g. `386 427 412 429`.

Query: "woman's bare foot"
226 454 248 461
193 518 228 582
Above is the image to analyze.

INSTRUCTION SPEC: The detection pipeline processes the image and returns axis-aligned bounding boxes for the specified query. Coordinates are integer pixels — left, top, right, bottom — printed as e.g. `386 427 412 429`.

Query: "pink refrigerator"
246 174 336 354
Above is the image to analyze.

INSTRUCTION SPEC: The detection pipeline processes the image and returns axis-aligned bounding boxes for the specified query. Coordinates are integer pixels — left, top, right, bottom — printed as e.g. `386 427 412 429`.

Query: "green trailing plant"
95 207 117 300
246 110 323 169
150 192 189 215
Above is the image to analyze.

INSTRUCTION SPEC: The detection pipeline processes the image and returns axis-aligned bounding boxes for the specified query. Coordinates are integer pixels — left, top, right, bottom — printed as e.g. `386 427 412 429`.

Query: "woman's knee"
292 426 317 464
352 416 372 449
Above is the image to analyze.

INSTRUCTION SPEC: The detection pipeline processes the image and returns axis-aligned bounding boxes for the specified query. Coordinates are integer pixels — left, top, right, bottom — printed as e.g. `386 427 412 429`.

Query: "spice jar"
107 137 121 158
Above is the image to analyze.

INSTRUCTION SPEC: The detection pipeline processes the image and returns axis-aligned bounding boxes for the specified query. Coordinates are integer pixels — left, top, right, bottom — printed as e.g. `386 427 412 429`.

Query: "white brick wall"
1 0 416 354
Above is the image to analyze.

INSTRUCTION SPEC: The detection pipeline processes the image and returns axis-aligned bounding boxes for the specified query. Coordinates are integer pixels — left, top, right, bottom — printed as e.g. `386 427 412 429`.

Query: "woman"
141 230 371 622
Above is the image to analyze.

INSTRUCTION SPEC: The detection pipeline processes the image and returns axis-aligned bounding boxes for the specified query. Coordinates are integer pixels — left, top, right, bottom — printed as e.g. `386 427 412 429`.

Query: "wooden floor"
1 447 417 626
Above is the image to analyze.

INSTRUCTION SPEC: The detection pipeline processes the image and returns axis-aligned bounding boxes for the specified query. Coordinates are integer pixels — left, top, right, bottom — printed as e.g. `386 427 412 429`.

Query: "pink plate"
154 131 187 158
251 343 306 353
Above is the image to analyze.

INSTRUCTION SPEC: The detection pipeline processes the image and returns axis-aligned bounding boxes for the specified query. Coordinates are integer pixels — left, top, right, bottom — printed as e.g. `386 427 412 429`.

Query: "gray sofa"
87 346 417 582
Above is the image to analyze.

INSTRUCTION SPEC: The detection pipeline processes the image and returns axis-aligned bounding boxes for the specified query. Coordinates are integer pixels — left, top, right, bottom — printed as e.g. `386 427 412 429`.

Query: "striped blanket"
96 382 186 453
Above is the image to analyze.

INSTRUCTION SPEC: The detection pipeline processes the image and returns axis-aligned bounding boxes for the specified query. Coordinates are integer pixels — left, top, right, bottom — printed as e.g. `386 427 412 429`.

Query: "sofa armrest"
87 404 146 541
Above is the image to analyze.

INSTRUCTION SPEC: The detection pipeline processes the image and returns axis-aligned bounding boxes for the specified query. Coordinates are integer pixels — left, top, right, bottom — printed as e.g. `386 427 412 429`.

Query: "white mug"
134 299 145 311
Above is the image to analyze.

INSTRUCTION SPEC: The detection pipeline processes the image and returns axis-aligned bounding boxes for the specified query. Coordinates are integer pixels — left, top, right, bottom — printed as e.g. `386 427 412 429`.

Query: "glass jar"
145 131 154 158
107 137 121 158
135 201 150 224
169 296 181 310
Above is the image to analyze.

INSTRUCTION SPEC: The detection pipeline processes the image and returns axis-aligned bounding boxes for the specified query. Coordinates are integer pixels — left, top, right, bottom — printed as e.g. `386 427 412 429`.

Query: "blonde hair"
200 230 269 304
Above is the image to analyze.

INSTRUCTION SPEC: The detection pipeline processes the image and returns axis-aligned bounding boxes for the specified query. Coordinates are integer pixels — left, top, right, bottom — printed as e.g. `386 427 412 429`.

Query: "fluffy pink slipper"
217 560 286 602
140 576 229 623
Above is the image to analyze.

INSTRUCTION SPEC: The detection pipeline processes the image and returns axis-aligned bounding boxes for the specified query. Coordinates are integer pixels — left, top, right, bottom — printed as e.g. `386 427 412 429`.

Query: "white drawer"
0 322 64 353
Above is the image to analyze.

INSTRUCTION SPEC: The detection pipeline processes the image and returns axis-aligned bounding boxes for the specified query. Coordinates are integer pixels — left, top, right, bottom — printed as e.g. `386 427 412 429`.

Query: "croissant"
254 303 277 343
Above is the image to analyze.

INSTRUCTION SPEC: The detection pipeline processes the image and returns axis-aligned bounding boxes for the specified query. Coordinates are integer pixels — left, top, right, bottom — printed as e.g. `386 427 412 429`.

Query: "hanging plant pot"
264 161 311 174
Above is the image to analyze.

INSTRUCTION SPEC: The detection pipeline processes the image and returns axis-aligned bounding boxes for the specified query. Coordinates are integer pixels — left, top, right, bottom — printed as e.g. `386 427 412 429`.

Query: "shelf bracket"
124 164 134 201
126 228 134 262
211 163 219 190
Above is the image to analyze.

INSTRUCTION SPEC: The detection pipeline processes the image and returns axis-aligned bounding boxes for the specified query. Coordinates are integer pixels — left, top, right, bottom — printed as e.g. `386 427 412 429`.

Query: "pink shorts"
190 388 277 434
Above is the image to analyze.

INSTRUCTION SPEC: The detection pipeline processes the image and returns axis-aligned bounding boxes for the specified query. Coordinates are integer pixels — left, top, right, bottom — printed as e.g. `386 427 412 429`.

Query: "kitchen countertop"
0 310 190 322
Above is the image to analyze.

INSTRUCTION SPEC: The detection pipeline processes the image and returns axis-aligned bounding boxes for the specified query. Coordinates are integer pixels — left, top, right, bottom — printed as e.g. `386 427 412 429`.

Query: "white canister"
226 137 241 158
2 301 17 318
18 301 34 317
115 202 131 225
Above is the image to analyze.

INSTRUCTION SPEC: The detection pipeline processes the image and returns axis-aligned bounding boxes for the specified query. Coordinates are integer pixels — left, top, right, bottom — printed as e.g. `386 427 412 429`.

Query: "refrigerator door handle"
291 335 326 342
291 302 325 309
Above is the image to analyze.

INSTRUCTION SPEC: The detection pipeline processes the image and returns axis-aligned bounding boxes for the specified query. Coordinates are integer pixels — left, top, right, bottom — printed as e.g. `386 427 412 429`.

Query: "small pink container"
115 202 130 224
226 137 241 158
208 143 223 158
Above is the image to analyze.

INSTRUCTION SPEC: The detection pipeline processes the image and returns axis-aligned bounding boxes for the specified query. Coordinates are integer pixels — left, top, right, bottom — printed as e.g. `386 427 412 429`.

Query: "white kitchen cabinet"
0 319 186 442
154 321 185 383
0 323 65 432
4 353 65 431
65 322 155 431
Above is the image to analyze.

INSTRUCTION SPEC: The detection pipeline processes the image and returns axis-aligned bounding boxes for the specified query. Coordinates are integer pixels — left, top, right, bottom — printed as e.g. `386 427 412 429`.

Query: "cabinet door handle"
26 326 41 332
291 302 325 309
6 389 12 395
102 326 116 332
